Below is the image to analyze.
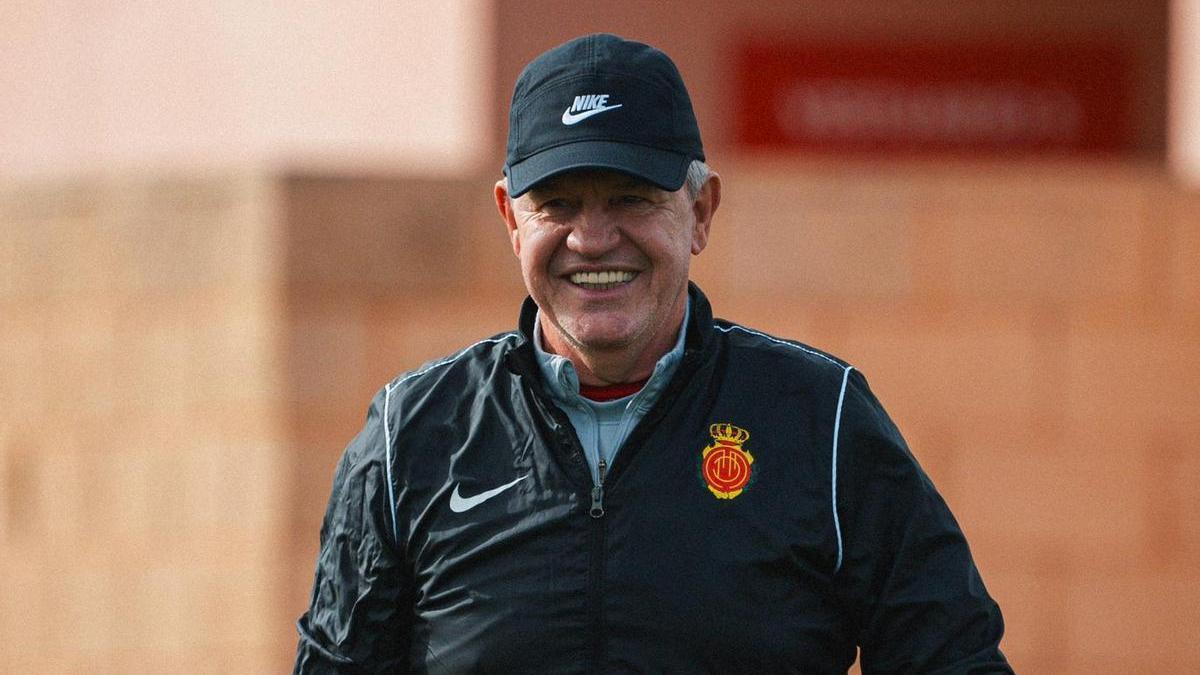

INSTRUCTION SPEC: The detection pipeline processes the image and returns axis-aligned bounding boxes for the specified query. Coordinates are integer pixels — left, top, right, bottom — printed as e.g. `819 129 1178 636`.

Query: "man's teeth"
570 270 636 288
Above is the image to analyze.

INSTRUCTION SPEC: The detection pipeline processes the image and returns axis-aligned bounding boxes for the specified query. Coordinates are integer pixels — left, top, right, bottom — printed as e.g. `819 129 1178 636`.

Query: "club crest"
700 423 754 499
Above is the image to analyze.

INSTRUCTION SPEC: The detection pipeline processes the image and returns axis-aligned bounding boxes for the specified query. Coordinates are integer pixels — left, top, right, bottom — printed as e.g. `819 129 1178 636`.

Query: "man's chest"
395 406 854 672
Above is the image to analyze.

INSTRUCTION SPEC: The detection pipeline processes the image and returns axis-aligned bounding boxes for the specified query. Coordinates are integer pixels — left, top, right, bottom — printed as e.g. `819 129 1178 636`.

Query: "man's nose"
565 206 620 257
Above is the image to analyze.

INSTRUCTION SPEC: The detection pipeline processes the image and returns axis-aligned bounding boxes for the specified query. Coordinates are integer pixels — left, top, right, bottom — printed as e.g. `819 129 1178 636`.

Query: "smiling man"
295 34 1011 673
498 167 716 387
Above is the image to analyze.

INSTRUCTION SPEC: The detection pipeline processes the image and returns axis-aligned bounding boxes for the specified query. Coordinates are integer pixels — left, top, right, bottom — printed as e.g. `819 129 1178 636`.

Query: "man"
295 34 1011 673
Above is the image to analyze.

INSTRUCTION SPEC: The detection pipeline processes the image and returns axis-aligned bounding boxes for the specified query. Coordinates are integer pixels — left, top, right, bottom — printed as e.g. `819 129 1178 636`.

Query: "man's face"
496 169 717 377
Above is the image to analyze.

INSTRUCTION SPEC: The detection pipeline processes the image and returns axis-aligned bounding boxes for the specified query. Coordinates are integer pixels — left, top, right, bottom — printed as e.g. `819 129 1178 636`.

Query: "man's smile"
568 270 639 290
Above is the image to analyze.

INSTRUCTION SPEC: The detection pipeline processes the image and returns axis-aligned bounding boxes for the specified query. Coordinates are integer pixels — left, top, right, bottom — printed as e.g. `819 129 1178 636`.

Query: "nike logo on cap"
562 94 623 125
449 473 529 513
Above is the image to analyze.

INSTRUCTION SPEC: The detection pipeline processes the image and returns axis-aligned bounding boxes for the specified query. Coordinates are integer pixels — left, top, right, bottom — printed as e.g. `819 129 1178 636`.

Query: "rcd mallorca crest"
700 423 754 499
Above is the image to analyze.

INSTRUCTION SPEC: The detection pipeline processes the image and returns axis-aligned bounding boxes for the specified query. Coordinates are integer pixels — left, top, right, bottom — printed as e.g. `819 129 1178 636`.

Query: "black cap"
503 33 705 197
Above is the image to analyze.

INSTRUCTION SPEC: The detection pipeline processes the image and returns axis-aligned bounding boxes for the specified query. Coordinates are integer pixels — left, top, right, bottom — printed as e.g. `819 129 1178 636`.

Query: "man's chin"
556 321 642 355
567 329 636 353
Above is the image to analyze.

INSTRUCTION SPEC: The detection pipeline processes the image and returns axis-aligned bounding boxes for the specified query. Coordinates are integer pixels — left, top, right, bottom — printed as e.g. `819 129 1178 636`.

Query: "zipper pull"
589 459 607 518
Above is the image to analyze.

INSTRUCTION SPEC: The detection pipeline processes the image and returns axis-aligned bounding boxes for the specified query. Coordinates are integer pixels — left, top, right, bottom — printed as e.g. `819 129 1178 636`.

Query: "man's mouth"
569 270 638 290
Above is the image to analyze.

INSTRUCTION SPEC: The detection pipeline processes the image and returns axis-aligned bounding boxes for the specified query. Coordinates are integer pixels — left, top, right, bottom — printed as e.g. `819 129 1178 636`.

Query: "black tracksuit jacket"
295 284 1011 673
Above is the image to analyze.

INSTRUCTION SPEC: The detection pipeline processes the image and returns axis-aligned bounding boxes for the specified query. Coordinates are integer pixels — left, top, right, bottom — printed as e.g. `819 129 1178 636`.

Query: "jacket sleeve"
834 369 1012 674
294 388 411 673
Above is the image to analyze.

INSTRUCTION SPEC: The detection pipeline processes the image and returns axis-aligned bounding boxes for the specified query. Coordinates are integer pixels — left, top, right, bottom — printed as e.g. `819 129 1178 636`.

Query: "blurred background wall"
1 1 1197 672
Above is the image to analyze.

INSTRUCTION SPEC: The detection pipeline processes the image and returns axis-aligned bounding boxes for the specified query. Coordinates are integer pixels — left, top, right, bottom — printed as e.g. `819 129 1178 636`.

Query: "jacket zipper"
588 457 607 671
589 458 607 518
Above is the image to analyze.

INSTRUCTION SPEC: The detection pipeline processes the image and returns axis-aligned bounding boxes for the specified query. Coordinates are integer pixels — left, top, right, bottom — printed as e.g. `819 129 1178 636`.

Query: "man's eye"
616 195 647 206
539 198 571 211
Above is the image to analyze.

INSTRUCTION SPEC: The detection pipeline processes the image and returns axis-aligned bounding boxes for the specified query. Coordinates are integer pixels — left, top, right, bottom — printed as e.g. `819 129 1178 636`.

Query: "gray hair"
683 159 712 200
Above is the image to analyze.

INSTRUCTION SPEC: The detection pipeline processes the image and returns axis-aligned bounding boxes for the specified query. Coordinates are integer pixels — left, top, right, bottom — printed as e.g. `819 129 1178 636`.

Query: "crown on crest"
709 423 749 445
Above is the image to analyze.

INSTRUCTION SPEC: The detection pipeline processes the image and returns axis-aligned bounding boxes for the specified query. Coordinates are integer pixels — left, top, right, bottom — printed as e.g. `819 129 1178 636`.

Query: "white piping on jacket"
714 324 854 574
382 333 520 544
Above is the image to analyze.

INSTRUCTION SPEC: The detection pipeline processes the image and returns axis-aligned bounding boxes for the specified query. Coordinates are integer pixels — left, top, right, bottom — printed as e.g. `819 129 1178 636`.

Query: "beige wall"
0 2 491 179
0 172 291 670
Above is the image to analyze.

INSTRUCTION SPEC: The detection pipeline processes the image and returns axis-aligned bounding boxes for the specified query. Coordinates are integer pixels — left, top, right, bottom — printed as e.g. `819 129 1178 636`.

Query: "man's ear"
495 180 521 257
690 172 721 256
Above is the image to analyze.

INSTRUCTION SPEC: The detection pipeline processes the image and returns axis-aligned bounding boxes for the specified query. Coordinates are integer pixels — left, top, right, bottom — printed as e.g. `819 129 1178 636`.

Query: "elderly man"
295 34 1011 673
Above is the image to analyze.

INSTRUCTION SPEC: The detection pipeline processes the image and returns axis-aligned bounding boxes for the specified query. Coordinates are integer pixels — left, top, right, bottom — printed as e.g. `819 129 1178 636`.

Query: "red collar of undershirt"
578 378 649 402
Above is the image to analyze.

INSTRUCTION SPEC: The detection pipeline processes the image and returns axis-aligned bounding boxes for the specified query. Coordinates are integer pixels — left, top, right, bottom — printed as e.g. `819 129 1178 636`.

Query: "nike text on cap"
503 33 705 197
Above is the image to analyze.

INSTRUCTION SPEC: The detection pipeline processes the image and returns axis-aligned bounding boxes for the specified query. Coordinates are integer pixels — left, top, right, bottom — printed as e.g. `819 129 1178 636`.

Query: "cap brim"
506 140 691 197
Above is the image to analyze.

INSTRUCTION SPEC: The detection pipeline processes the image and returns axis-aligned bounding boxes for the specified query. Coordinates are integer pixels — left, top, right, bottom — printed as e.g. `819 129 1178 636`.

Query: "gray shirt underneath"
532 300 690 485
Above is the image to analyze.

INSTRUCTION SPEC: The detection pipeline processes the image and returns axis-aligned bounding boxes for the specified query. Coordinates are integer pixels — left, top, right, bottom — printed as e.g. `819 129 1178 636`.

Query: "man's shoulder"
711 319 852 375
384 331 523 396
